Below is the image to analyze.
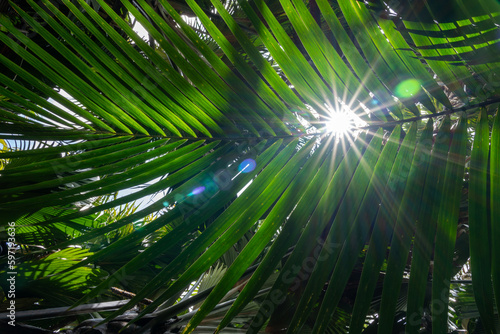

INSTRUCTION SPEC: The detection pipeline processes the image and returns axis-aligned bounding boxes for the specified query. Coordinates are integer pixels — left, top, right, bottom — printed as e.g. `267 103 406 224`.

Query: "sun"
325 111 355 136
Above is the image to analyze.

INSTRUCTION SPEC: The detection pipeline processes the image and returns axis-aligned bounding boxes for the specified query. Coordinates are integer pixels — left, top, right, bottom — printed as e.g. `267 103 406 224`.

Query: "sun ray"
322 103 367 139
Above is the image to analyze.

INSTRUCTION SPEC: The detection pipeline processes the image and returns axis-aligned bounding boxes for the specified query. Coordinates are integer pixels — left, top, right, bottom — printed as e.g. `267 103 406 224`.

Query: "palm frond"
1 0 500 333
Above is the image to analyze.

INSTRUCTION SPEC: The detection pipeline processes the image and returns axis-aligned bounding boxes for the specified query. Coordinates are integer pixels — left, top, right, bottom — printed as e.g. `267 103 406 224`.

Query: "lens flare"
189 186 205 196
238 159 256 173
395 79 421 98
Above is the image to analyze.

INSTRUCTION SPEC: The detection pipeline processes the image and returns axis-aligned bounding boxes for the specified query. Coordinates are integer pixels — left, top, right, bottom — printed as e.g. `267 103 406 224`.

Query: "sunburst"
325 111 356 136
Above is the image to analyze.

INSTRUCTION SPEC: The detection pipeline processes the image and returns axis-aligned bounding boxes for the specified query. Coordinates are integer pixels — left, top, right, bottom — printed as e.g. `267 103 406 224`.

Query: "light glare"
325 111 354 136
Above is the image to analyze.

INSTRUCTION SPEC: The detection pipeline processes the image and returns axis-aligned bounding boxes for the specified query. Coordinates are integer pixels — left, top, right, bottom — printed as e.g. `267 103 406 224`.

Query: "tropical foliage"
1 0 500 333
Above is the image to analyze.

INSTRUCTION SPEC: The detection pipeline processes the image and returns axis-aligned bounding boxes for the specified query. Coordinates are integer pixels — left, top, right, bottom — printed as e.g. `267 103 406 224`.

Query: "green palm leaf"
1 0 500 333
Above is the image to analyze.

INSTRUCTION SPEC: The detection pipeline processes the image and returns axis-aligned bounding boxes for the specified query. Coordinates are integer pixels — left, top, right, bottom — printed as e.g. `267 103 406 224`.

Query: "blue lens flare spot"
238 159 256 173
163 201 169 207
395 79 421 98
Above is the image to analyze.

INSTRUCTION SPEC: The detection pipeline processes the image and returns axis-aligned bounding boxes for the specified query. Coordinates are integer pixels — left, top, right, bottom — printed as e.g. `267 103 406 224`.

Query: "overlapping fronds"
1 0 500 333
